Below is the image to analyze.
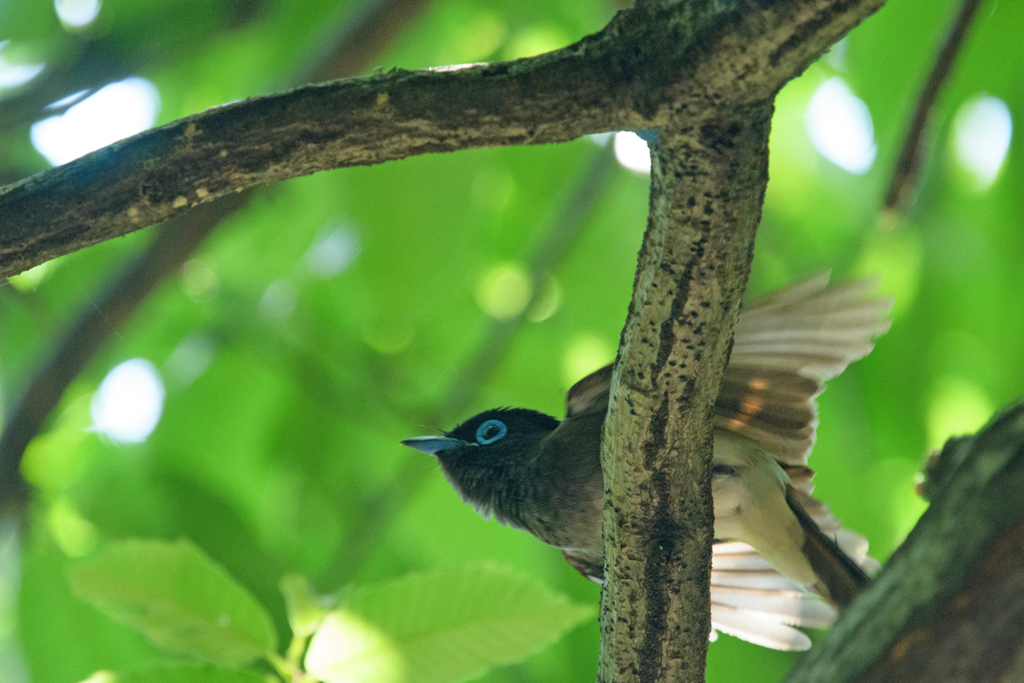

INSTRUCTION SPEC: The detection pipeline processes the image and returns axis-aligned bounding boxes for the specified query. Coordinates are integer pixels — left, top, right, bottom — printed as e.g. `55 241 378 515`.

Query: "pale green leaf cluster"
306 563 595 683
68 540 591 683
69 539 278 668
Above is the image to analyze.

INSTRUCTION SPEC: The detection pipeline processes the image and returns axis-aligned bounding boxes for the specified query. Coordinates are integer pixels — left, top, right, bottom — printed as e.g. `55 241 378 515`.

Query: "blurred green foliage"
1 0 1022 681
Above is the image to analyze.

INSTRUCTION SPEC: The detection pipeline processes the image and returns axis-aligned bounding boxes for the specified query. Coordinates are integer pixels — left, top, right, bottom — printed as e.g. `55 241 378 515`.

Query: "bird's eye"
475 419 507 445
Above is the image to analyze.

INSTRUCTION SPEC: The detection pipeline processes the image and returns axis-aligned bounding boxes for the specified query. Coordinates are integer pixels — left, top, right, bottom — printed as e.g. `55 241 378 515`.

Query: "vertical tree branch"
599 104 774 682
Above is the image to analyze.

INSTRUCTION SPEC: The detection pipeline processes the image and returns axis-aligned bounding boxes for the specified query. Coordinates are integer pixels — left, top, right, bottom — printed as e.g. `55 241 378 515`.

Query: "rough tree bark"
786 403 1024 683
0 1 891 681
598 111 773 681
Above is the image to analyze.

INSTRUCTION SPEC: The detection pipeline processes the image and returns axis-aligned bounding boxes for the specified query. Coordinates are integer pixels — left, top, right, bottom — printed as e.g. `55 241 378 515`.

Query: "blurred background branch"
325 141 618 585
0 0 435 512
883 0 984 216
0 1 266 137
0 198 228 510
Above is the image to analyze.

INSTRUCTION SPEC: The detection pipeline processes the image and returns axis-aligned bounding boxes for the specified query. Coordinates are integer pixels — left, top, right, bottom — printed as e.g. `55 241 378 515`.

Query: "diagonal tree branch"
786 403 1024 683
0 54 625 280
3 0 885 279
882 0 984 215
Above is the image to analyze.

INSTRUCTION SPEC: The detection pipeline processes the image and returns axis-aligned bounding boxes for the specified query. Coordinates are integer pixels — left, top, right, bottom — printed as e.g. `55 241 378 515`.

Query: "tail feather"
711 605 815 651
785 485 869 607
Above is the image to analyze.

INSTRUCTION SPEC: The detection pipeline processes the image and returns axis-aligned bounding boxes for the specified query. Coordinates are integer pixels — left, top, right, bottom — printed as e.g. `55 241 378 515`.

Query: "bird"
402 273 891 651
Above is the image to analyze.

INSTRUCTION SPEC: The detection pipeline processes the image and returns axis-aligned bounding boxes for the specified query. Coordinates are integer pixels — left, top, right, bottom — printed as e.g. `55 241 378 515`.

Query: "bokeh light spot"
527 276 563 322
362 318 415 354
927 376 994 450
952 95 1012 192
46 89 90 110
614 132 652 174
54 0 101 29
471 168 515 210
562 334 614 388
47 498 98 558
306 611 404 683
805 77 876 174
448 12 506 62
823 37 848 71
259 279 298 322
475 263 532 320
0 41 45 89
304 224 361 279
79 671 116 683
163 335 215 390
179 259 219 302
503 24 570 59
853 229 923 318
21 395 92 492
90 359 165 444
31 77 160 166
7 261 54 292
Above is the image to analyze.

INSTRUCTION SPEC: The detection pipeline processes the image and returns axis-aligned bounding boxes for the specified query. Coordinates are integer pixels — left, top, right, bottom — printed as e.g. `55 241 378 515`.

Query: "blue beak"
401 436 466 454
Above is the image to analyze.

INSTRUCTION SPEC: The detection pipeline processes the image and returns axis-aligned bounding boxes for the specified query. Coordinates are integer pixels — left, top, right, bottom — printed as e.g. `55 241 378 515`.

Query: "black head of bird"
403 409 556 517
402 406 604 551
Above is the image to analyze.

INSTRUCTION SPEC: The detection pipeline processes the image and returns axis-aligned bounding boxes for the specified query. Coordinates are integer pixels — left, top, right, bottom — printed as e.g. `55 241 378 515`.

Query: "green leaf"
280 573 337 638
305 563 595 683
68 538 277 668
85 663 267 683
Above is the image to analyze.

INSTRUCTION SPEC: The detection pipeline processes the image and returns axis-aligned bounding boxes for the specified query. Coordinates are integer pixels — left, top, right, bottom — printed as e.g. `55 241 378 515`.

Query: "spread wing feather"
562 273 890 649
720 272 892 465
568 541 839 651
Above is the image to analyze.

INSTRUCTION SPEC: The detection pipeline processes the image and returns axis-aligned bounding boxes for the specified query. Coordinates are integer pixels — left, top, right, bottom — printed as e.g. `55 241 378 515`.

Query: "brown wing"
785 465 879 575
560 274 888 649
716 273 889 601
565 275 890 466
715 273 892 465
565 364 613 419
564 275 890 463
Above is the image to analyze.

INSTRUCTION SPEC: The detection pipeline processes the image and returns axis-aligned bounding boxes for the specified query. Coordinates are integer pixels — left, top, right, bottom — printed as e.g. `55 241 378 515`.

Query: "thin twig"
323 142 619 586
0 0 434 511
883 0 983 215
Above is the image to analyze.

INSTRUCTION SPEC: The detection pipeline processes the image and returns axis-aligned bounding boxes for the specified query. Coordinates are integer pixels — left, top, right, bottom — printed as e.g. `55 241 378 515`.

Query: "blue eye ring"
476 419 507 445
